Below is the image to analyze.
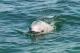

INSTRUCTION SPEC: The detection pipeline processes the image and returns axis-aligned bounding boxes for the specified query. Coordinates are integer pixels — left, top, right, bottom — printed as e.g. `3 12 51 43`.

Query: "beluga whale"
29 16 56 35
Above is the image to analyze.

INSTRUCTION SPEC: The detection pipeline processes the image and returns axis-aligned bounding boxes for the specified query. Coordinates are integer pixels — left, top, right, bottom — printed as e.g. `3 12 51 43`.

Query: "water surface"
0 0 80 53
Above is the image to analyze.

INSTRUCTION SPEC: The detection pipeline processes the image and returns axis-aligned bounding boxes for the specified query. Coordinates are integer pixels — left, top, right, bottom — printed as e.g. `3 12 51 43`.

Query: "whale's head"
29 20 53 34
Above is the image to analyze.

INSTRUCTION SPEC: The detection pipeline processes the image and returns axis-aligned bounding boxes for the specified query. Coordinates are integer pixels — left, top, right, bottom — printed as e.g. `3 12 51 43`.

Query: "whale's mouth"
29 27 42 35
29 31 40 34
27 31 44 36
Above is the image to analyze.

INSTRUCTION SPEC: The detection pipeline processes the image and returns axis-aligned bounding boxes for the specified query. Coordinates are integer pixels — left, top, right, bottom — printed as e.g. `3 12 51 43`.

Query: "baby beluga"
29 20 55 34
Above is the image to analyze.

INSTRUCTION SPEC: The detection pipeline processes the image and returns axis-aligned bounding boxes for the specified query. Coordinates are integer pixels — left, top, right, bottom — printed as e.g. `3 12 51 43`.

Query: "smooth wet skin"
30 20 54 34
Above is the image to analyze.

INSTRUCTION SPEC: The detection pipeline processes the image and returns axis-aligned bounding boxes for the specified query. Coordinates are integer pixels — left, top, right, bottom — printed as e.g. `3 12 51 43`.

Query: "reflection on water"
29 34 45 40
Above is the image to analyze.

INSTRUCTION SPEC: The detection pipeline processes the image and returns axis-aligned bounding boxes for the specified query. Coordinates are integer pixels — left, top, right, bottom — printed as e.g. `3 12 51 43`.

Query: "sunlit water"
0 0 80 53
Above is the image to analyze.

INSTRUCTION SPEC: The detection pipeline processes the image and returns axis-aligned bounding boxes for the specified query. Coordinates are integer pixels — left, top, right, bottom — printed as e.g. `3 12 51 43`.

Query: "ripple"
0 3 14 12
0 0 80 53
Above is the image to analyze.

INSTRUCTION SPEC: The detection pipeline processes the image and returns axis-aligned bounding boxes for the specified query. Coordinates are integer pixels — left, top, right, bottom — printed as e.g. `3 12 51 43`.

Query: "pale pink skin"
30 20 53 34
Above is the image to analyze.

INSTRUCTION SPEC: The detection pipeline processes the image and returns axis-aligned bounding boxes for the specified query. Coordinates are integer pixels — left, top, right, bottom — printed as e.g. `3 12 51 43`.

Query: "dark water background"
0 0 80 53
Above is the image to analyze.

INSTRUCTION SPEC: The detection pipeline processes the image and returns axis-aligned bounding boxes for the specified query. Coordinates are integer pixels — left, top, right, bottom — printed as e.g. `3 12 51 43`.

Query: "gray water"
0 0 80 53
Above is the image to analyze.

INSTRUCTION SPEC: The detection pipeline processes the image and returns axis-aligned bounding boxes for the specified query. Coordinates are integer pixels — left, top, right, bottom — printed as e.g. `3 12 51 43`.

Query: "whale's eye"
41 30 44 32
